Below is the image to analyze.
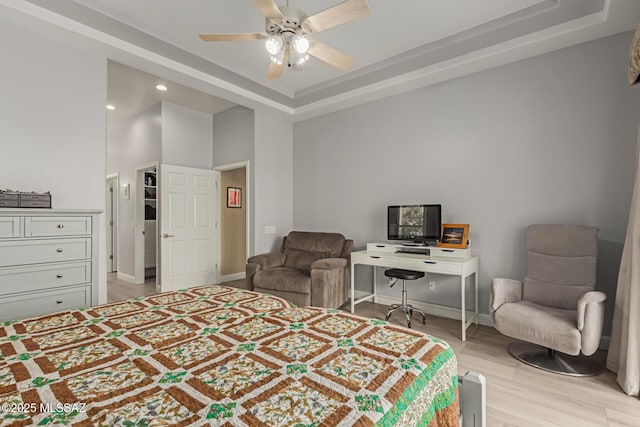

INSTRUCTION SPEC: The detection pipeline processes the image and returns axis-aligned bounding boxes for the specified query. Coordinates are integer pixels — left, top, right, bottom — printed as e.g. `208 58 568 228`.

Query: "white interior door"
160 164 219 292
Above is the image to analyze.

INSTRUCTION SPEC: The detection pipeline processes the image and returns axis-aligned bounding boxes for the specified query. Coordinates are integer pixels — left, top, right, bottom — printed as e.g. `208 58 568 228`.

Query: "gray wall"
162 102 213 169
107 103 162 277
293 32 640 334
0 8 108 302
212 106 294 256
212 106 256 254
255 109 294 254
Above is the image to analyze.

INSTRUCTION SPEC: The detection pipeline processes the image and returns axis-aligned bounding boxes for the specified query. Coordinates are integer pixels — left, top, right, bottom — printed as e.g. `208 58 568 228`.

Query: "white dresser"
0 209 101 322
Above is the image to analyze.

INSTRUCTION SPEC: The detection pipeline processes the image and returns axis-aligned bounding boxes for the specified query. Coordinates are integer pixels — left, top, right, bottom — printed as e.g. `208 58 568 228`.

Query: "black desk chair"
384 268 427 328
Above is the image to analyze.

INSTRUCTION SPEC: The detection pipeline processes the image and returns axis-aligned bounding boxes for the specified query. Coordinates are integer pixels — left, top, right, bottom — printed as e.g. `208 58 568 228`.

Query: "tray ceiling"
9 0 640 120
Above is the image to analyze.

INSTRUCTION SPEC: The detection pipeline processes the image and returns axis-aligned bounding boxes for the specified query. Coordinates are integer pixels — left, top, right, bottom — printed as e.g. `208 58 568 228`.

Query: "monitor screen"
387 204 441 242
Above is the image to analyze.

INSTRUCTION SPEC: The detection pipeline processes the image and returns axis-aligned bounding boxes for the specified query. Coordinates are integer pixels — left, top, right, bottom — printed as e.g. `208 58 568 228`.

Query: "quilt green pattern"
0 285 458 426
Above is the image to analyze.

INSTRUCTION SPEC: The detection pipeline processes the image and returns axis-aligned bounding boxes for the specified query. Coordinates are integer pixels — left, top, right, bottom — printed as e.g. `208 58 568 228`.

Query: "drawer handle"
442 249 454 252
56 248 64 253
56 299 63 304
375 245 385 248
370 256 381 259
57 224 64 229
56 274 63 278
424 261 436 264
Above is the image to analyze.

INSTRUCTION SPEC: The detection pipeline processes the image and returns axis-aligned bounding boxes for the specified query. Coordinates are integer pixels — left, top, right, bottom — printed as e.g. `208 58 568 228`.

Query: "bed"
0 285 460 426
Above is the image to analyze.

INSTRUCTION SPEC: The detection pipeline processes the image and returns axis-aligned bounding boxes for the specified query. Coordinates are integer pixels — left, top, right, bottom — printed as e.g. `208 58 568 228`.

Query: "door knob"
162 233 175 238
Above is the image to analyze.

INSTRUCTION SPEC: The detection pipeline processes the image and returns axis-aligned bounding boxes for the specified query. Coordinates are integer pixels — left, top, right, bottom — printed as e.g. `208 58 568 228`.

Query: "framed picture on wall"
437 224 469 249
227 187 242 208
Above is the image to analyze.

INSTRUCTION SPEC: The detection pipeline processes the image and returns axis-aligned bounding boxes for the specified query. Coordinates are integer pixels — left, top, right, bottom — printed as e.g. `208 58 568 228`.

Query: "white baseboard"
116 272 141 285
220 272 246 283
373 295 493 326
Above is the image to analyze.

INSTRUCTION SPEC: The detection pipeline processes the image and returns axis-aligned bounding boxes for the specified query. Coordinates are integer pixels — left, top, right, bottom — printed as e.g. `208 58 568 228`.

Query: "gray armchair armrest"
490 278 523 313
577 291 606 355
310 258 347 270
247 252 286 269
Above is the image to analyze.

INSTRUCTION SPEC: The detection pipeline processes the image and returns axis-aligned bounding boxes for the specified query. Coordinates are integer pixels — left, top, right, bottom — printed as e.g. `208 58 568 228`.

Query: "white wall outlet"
429 280 436 291
264 225 276 235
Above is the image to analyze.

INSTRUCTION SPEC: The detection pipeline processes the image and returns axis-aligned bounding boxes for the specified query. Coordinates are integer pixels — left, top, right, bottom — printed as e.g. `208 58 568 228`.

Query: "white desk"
350 245 479 341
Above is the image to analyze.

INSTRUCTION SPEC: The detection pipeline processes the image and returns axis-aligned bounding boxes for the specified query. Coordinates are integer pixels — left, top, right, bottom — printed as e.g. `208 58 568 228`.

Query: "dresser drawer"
0 285 91 322
0 217 22 239
0 238 91 267
0 261 91 295
25 216 91 237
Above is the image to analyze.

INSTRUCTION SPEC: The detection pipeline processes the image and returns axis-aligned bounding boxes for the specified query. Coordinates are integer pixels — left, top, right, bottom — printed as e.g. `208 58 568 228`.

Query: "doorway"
216 161 250 282
134 162 159 287
106 174 119 273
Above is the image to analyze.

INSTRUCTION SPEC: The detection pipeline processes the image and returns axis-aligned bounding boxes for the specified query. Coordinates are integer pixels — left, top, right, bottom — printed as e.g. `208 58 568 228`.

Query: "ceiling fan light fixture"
265 35 284 55
296 54 309 66
292 35 310 54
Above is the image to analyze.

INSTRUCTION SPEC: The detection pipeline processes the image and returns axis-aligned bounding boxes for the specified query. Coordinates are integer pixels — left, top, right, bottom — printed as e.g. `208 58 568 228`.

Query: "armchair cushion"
283 231 346 271
252 267 310 295
493 300 581 355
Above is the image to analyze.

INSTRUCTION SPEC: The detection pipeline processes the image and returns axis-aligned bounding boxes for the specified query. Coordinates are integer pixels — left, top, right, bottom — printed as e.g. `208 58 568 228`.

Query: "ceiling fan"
199 0 370 79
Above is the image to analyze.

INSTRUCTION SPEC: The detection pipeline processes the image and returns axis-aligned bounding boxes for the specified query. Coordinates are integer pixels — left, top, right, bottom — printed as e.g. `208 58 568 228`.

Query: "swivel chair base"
508 342 604 377
385 303 426 329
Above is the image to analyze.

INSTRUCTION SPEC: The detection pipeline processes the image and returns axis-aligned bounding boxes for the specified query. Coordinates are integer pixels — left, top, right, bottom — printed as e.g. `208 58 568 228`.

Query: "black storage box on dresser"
18 192 52 208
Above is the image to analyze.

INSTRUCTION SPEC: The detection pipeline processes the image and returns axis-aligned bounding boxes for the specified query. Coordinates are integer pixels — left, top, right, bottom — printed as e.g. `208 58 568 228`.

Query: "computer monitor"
387 204 442 244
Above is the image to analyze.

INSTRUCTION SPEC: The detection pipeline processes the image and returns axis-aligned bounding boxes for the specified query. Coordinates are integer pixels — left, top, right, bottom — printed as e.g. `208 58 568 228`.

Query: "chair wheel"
408 322 412 328
422 316 426 325
385 314 391 321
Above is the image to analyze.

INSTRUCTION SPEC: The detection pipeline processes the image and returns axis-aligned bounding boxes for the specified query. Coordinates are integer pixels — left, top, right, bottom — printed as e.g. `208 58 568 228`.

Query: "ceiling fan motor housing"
266 6 308 38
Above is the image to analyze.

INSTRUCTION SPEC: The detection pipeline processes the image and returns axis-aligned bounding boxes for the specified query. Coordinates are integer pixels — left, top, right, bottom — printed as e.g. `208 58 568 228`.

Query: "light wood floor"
107 273 158 303
108 277 640 426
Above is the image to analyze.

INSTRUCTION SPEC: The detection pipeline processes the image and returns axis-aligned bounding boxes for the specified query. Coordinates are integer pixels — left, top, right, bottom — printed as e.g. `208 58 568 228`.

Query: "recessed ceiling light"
156 84 168 91
106 104 116 110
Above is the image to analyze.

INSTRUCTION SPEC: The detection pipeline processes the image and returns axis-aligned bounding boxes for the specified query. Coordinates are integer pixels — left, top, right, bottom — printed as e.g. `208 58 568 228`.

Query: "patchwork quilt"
0 285 459 426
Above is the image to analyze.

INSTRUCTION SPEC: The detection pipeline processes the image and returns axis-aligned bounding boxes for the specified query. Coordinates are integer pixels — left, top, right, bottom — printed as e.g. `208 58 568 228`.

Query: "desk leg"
461 275 466 342
475 271 479 326
373 266 377 304
350 262 355 314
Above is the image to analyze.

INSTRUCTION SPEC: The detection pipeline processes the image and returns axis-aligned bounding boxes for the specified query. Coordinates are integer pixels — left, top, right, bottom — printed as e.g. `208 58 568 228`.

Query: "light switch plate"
265 225 276 235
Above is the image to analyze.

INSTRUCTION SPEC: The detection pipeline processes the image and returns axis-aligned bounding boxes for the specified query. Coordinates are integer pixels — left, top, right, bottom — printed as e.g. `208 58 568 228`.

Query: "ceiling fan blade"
252 0 284 20
308 41 355 71
199 33 266 42
303 0 370 33
267 50 289 79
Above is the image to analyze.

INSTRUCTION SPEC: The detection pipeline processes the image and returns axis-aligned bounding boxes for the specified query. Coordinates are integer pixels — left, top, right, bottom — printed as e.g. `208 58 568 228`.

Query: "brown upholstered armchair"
246 231 353 308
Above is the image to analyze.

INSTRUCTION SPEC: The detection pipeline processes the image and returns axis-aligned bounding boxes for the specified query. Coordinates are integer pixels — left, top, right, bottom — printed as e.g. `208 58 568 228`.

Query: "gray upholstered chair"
246 231 353 308
490 224 606 376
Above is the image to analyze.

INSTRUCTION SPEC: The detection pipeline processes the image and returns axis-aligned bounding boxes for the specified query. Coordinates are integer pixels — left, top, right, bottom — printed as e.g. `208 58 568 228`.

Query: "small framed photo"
437 224 469 249
227 187 242 208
